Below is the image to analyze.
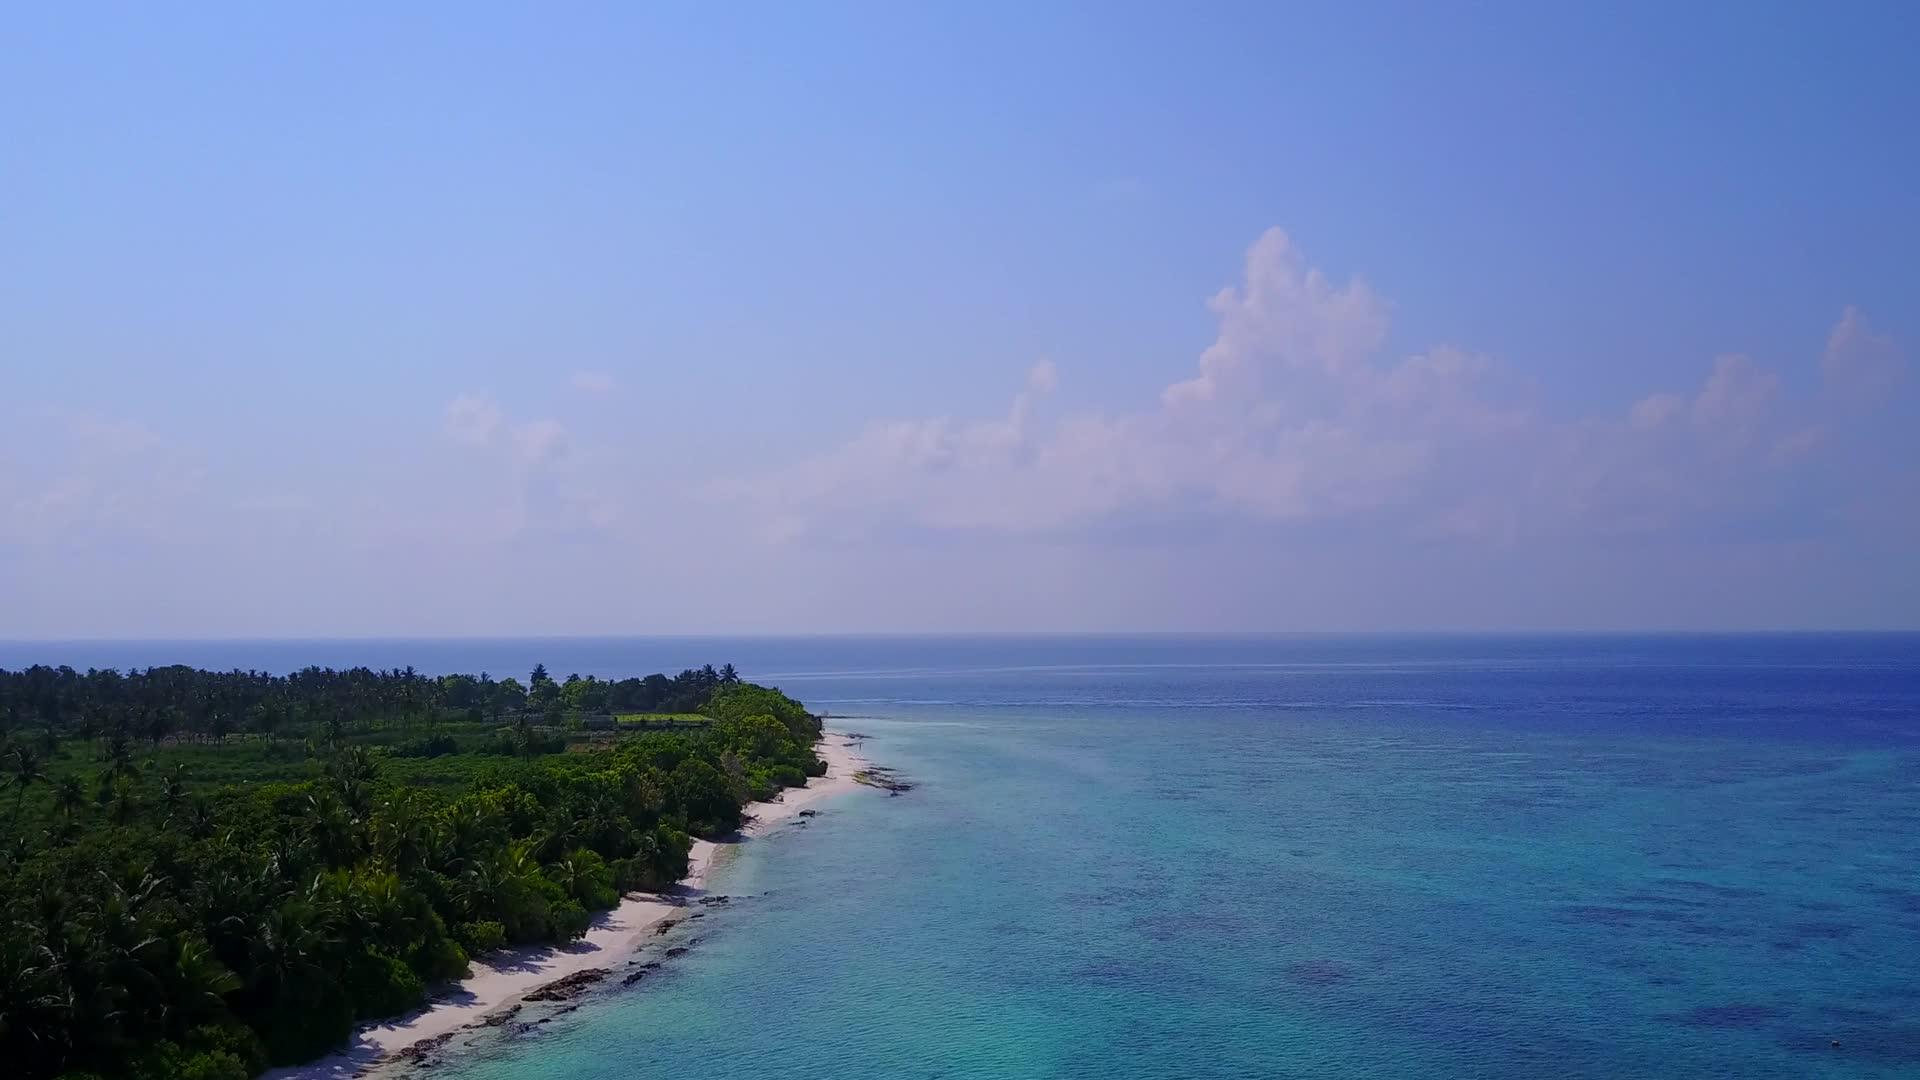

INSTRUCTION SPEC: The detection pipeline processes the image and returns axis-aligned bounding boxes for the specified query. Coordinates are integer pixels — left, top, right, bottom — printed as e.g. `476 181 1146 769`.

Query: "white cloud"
1821 305 1903 402
743 227 1900 547
1771 425 1826 465
0 412 208 545
1689 354 1780 452
570 370 616 394
1163 227 1388 405
1630 393 1684 430
444 393 504 445
512 418 569 467
425 391 608 545
1026 359 1058 395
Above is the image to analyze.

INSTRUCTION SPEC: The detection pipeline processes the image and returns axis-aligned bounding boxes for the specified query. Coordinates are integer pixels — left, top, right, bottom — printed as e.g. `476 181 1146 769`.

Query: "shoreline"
264 732 873 1080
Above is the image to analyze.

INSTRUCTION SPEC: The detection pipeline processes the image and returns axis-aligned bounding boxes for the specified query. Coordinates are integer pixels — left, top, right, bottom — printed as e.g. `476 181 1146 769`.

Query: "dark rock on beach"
523 968 611 1003
852 766 913 793
395 1031 455 1062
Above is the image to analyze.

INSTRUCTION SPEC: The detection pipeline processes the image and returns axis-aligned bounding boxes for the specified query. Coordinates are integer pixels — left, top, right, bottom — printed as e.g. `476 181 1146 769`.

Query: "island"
0 661 854 1080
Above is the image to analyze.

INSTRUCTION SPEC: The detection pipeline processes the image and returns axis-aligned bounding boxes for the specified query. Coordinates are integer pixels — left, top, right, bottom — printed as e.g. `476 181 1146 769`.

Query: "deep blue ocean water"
5 635 1917 1078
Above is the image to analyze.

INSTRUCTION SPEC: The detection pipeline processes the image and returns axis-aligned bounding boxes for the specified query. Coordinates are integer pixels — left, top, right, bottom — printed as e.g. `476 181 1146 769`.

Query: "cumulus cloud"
744 227 1904 547
0 412 208 545
444 393 504 445
442 393 568 466
1164 228 1388 405
512 418 569 467
1689 355 1780 448
1026 358 1058 395
1821 305 1903 402
1630 393 1684 430
428 392 604 541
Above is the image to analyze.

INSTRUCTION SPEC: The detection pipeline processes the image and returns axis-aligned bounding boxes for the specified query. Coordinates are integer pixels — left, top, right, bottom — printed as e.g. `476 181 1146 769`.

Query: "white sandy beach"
264 733 873 1080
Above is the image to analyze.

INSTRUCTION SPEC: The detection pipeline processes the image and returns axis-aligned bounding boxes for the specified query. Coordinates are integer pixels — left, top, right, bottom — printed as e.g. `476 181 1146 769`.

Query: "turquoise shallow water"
7 635 1916 1077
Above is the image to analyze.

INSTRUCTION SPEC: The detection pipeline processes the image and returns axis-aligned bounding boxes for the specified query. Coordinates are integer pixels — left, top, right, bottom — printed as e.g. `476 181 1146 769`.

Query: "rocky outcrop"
852 766 913 793
476 1004 522 1027
394 1031 455 1063
523 968 611 1003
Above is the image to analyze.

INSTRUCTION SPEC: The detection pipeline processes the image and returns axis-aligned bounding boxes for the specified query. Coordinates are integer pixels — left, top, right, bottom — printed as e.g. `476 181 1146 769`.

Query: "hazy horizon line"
5 628 1917 646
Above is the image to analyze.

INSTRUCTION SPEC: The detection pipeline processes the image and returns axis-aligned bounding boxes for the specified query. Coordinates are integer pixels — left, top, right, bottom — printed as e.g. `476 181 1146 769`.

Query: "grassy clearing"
613 712 709 727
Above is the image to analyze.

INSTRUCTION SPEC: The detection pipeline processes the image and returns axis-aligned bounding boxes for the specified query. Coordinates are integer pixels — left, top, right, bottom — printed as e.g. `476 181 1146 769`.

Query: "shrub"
342 950 427 1019
408 934 471 982
610 856 645 891
456 920 507 954
548 898 591 940
395 734 458 758
184 1024 266 1076
746 770 777 802
123 1037 247 1076
260 981 355 1066
670 757 740 835
555 848 618 910
126 1040 249 1080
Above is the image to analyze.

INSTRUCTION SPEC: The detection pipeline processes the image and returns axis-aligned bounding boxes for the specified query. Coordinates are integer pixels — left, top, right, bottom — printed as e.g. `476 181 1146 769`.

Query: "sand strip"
264 733 873 1079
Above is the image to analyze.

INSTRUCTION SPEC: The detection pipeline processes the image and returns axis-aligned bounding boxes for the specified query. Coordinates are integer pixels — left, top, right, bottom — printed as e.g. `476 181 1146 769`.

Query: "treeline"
0 666 822 1080
0 662 741 746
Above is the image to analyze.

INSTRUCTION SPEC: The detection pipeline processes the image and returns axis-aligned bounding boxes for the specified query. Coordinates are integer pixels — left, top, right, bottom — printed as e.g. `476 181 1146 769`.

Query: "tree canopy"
0 660 819 1080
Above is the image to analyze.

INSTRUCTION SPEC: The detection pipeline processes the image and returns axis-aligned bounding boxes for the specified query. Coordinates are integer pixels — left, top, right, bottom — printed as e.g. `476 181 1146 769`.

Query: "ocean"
6 634 1917 1078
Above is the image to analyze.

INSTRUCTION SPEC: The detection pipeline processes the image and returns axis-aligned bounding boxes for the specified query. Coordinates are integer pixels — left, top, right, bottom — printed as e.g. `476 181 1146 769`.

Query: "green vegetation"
612 713 708 727
0 660 820 1080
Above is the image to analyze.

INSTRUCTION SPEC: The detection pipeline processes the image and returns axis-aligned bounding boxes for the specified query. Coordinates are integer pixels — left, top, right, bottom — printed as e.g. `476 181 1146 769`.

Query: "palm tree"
79 871 168 1036
342 869 426 954
158 934 240 1038
7 742 48 827
181 796 217 840
533 808 584 862
52 775 86 820
300 790 358 867
103 733 140 785
245 897 337 1011
547 854 593 903
372 795 435 874
577 792 627 856
0 933 68 1061
629 830 665 888
158 765 190 824
105 778 141 826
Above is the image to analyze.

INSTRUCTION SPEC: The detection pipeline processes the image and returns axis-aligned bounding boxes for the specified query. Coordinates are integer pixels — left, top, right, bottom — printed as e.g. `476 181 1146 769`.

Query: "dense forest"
0 661 824 1080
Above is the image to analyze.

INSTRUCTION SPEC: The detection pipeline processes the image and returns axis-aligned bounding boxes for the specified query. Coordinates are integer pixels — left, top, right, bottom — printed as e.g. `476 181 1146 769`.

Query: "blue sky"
3 2 1916 636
